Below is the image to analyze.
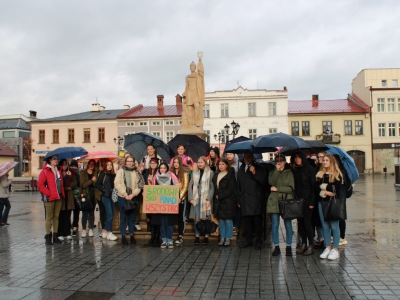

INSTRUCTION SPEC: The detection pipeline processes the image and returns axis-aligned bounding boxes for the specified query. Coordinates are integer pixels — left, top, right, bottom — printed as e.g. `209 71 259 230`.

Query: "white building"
204 86 289 150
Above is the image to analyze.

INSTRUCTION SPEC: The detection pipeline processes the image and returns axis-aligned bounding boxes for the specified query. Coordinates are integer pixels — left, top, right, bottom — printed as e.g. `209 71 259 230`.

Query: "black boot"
121 236 128 245
286 246 292 256
45 234 53 245
272 246 280 256
149 225 156 244
130 235 136 244
53 233 62 244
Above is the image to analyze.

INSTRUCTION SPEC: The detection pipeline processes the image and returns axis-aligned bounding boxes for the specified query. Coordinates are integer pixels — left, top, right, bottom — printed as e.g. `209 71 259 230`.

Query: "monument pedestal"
181 127 208 140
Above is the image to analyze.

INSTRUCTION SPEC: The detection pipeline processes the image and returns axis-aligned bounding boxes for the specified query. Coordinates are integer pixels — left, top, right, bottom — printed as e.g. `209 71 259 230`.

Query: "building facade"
288 95 372 173
30 103 128 176
204 86 289 151
352 69 400 173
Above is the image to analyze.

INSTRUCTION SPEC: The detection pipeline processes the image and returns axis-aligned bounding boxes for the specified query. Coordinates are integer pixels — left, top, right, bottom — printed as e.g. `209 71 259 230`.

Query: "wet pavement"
1 174 400 300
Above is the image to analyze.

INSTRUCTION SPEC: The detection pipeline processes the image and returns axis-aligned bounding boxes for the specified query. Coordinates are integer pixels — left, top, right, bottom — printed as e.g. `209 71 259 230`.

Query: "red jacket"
38 164 65 201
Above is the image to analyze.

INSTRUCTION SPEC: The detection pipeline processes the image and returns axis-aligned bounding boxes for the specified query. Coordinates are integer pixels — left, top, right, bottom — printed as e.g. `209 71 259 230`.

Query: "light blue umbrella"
326 144 359 183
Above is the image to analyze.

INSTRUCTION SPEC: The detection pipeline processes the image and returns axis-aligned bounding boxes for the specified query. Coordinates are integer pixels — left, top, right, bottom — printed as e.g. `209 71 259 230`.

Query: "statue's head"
190 61 196 72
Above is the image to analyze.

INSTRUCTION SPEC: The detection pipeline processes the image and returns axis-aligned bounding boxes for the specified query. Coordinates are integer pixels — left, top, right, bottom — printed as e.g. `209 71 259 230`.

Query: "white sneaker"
339 238 348 246
81 230 87 238
135 223 142 231
88 229 94 237
107 232 118 241
66 235 72 240
320 248 331 259
58 236 65 241
328 249 340 260
102 232 107 239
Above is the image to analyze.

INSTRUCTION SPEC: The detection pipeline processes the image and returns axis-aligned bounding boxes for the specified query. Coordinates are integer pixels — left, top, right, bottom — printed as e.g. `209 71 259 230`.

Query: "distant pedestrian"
188 156 214 245
38 155 65 245
212 158 237 247
170 144 194 170
69 160 81 237
225 152 241 233
313 151 327 249
0 172 12 226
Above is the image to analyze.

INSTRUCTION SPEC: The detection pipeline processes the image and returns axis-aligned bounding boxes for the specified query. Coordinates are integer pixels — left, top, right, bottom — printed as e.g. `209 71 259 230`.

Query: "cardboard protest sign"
142 185 179 214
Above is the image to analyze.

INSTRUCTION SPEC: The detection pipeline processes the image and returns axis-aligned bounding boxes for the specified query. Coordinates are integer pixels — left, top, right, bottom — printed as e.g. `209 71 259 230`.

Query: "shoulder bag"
278 186 304 219
321 185 347 221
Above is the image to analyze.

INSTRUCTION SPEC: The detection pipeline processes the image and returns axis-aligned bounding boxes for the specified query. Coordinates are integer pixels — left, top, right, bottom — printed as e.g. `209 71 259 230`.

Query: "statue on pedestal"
182 52 205 131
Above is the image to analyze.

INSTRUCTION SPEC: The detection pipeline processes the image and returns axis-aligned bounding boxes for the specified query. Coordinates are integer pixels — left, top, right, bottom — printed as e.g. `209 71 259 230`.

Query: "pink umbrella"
80 151 119 161
0 161 19 177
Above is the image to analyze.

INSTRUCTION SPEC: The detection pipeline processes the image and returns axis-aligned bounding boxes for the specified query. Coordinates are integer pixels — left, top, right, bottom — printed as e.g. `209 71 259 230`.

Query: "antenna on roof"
96 97 98 103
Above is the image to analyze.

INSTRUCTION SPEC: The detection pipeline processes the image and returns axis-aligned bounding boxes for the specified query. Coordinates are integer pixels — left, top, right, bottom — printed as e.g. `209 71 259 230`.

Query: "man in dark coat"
237 152 267 250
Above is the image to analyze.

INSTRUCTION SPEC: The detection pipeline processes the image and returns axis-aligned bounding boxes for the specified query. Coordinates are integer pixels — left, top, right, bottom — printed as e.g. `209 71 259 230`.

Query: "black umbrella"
168 134 209 162
124 132 173 163
253 133 310 150
224 135 262 160
280 140 328 156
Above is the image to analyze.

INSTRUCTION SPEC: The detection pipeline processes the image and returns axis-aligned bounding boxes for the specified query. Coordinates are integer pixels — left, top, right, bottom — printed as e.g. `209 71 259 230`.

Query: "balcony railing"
316 134 341 144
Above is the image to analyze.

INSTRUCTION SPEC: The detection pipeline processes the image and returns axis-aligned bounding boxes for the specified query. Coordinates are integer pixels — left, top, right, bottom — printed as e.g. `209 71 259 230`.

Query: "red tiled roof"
118 104 182 119
288 99 368 114
348 93 371 112
0 142 19 157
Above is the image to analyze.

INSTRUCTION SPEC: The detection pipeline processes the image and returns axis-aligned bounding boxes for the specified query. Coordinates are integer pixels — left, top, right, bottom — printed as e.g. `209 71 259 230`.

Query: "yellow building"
288 95 372 173
352 68 400 173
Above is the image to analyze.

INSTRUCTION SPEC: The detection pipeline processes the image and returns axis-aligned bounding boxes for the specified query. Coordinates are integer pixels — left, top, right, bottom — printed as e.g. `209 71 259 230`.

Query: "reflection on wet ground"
1 174 400 299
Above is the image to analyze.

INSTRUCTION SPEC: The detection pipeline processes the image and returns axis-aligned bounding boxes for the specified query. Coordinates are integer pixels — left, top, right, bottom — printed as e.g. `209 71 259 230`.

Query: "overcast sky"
1 0 399 119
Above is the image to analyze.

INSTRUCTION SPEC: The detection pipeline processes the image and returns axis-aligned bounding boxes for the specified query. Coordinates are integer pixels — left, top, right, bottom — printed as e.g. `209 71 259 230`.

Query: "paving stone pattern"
1 174 400 299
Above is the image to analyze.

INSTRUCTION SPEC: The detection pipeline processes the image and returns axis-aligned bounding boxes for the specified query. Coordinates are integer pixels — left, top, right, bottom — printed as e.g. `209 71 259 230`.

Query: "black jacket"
290 150 316 207
212 169 237 219
237 162 267 216
95 171 115 199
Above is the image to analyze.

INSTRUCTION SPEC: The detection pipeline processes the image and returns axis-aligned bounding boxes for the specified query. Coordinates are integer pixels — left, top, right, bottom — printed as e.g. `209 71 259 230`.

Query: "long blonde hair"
194 156 210 172
316 154 343 183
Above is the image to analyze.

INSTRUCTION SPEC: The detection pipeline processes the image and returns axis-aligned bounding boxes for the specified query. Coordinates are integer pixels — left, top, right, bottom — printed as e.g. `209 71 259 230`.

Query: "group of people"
36 142 350 260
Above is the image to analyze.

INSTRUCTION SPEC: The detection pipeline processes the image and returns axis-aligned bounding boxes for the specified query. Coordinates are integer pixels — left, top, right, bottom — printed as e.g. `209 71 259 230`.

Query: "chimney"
124 105 130 109
99 106 105 111
312 94 319 107
29 110 37 119
283 86 287 91
175 94 182 106
92 103 100 112
157 95 164 109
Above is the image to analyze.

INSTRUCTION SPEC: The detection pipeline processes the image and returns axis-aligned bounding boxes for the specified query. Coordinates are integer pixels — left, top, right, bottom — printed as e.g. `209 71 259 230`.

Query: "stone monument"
181 51 207 138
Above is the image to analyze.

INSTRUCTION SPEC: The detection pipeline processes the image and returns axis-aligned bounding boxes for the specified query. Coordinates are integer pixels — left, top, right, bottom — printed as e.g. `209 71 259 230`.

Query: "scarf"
192 168 211 219
123 166 137 190
153 171 179 186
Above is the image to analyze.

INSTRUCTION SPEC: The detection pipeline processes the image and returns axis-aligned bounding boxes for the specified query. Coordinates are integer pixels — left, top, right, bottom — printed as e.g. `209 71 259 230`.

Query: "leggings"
297 206 315 246
177 200 188 236
339 220 346 239
44 200 62 234
98 200 106 229
58 210 72 236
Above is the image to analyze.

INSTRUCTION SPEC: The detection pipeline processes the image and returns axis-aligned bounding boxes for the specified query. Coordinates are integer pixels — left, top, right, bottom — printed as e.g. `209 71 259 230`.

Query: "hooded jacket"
212 169 237 219
38 163 65 202
267 163 294 214
290 150 316 207
62 169 77 210
225 153 242 179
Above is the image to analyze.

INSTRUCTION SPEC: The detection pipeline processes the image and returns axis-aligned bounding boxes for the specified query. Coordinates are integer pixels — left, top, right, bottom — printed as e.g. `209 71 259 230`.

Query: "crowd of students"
37 144 350 260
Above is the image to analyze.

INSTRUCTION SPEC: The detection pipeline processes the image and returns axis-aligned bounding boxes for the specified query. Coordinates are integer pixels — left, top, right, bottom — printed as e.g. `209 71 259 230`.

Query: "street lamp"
224 120 241 139
113 136 124 152
214 132 223 150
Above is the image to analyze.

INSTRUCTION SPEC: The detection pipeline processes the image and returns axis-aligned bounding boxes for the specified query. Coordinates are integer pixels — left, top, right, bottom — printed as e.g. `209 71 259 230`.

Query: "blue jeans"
270 213 293 246
102 196 114 232
118 196 135 236
219 218 233 239
160 215 174 243
318 201 340 248
0 198 11 223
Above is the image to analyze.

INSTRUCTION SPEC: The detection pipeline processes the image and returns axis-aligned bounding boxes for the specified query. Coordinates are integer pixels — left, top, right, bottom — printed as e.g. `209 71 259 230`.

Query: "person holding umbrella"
188 156 214 245
0 171 13 226
206 146 220 172
140 145 163 171
170 144 194 170
38 155 65 245
225 152 242 232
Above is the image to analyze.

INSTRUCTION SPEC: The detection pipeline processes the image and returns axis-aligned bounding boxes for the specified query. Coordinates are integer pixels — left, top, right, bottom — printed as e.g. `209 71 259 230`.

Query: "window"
355 120 363 135
126 122 134 126
378 123 386 137
344 121 352 135
152 132 161 137
2 131 15 138
248 103 256 116
399 123 400 137
249 129 257 139
377 98 385 112
166 131 174 142
178 120 182 125
382 80 387 87
268 102 276 116
38 156 45 169
68 129 75 143
204 130 210 143
302 121 310 136
388 98 395 112
39 130 45 144
165 120 174 125
322 121 332 134
52 129 59 143
389 123 396 137
291 122 299 136
221 103 229 117
398 99 400 112
139 121 147 126
152 121 160 126
393 80 398 87
84 128 91 143
269 128 277 134
203 104 210 118
98 128 105 142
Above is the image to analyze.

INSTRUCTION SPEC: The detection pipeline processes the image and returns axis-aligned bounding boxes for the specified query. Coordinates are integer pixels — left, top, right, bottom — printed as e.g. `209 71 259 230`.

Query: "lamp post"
214 131 223 150
113 136 124 153
224 120 240 140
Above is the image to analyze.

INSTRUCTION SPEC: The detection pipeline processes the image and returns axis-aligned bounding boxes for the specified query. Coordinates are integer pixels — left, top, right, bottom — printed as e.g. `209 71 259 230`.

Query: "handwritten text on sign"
143 185 179 214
